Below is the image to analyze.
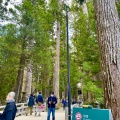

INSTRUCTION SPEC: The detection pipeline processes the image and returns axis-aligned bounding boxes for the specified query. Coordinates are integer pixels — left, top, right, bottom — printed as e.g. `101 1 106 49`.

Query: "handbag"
38 102 42 106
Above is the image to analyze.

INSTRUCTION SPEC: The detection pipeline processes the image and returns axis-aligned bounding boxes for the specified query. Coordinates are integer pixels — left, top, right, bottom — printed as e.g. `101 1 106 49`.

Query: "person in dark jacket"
0 92 17 120
26 93 35 116
35 92 43 116
62 98 67 110
47 91 57 120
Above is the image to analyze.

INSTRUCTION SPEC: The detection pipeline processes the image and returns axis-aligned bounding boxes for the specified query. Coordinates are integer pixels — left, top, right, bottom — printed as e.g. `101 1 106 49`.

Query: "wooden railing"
0 103 46 116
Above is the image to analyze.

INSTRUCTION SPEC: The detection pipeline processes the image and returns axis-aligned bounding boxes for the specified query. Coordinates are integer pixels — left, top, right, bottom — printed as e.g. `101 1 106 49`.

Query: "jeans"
47 108 55 120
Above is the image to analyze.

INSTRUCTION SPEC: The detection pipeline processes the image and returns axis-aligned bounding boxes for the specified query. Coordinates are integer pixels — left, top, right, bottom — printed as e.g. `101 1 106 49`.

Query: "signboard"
72 107 113 120
75 112 82 120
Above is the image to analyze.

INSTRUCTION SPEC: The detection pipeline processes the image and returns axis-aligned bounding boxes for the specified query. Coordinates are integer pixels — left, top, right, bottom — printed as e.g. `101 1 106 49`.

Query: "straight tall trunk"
25 63 32 96
14 53 25 103
53 19 60 99
94 0 120 119
21 67 27 102
53 0 61 100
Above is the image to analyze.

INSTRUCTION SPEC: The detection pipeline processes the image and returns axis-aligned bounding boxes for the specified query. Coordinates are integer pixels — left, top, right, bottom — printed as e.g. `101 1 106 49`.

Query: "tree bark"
14 52 25 103
53 19 60 99
53 0 61 100
25 63 32 96
94 0 120 119
21 67 27 102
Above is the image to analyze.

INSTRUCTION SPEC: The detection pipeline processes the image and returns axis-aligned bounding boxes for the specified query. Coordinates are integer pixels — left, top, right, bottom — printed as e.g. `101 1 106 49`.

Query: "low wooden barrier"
0 103 46 116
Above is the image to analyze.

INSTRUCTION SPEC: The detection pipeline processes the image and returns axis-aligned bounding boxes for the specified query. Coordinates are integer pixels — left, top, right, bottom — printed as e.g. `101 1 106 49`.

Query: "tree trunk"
94 0 120 119
53 19 60 100
14 53 25 103
53 0 61 100
87 91 92 102
25 63 32 96
21 67 27 102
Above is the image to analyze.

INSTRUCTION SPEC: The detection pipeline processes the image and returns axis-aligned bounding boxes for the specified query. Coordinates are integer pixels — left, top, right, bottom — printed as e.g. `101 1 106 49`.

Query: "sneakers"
35 112 37 116
35 112 41 116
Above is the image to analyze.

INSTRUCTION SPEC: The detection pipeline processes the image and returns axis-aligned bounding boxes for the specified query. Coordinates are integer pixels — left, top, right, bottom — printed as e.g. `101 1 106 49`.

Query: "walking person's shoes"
38 114 41 116
35 112 37 116
52 116 55 120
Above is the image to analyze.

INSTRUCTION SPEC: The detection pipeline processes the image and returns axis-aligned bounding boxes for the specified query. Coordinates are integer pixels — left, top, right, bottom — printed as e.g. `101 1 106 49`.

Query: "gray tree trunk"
21 63 32 101
94 0 120 119
21 67 27 102
53 0 61 100
25 63 32 96
53 19 60 99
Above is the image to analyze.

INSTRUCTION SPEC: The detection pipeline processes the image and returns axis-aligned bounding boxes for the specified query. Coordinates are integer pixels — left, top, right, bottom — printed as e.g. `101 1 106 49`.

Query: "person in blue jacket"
35 92 43 116
0 92 17 120
47 91 57 120
26 93 35 116
62 98 67 110
36 92 43 105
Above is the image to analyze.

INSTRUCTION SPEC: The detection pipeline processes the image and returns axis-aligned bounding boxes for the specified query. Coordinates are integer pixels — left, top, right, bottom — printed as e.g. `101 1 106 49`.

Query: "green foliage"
0 0 103 103
116 3 120 17
76 0 85 5
70 0 103 101
0 0 56 101
0 24 21 102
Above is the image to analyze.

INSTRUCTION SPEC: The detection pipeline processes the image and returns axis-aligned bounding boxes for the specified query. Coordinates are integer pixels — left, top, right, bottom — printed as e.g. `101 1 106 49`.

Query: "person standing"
0 92 17 120
26 93 35 116
35 92 43 116
47 91 57 120
62 98 67 110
